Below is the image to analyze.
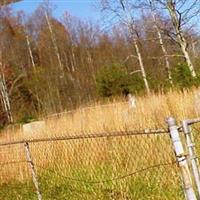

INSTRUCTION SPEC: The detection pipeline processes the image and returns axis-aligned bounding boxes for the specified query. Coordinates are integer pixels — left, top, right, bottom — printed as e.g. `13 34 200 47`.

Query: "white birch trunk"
133 39 150 94
167 1 196 78
0 59 13 123
149 2 173 85
71 44 76 72
156 26 173 84
24 25 43 111
45 12 63 72
124 7 150 94
26 34 36 70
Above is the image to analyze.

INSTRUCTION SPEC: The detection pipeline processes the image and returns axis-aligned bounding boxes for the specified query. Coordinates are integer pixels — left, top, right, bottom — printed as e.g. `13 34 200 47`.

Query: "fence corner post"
182 119 200 198
167 117 197 200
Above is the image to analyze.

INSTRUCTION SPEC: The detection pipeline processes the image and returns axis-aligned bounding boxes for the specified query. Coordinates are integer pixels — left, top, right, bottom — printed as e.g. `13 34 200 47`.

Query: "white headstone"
127 93 136 109
23 121 46 135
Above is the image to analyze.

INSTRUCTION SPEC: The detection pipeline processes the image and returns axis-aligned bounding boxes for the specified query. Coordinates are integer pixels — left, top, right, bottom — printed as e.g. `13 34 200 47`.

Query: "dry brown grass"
0 88 199 187
1 88 199 141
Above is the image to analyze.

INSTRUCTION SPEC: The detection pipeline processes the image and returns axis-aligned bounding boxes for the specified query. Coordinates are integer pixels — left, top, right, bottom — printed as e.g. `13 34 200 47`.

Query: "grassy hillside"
0 88 199 199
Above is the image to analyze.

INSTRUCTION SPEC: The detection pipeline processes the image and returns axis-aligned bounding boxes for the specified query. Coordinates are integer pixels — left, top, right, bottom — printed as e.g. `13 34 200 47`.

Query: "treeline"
0 0 200 126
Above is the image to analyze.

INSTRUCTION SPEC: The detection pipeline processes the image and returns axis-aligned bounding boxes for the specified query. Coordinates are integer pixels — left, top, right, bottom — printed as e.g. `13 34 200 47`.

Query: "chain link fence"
0 127 186 200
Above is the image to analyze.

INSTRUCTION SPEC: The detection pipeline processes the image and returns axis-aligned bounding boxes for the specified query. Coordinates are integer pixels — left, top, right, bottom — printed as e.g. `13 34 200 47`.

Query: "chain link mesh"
191 124 200 157
0 131 184 200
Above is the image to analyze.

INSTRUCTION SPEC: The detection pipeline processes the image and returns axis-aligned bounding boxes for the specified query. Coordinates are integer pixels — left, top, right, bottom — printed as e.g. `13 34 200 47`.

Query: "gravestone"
23 121 46 135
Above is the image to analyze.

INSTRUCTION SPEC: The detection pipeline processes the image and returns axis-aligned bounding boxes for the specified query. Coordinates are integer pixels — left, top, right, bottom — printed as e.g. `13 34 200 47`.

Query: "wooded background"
0 0 200 127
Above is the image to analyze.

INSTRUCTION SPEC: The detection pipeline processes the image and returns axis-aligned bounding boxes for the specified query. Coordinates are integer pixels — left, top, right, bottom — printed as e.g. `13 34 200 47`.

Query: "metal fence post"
167 117 197 200
183 120 200 198
24 142 42 200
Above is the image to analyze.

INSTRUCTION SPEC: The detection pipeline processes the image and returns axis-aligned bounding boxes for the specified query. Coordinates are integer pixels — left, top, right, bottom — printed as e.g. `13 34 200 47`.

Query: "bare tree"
100 0 150 93
45 11 63 72
20 18 37 71
149 0 173 85
154 0 200 78
0 52 13 123
131 30 150 94
62 12 78 72
25 31 36 70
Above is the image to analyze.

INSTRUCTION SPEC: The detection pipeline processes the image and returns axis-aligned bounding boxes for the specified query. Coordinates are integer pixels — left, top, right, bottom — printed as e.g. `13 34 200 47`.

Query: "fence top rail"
0 128 168 147
184 118 200 125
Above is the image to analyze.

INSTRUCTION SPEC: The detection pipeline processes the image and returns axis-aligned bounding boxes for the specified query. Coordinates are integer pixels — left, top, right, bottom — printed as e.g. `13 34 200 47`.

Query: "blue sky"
10 0 200 32
11 0 101 22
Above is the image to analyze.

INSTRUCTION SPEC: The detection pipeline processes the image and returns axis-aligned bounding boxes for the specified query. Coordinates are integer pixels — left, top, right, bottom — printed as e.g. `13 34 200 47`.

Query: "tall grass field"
0 88 200 199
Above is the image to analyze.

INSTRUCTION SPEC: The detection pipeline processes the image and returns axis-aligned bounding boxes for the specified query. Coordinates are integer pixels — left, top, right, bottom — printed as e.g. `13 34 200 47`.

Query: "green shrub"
96 64 145 97
172 63 200 88
18 114 36 124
